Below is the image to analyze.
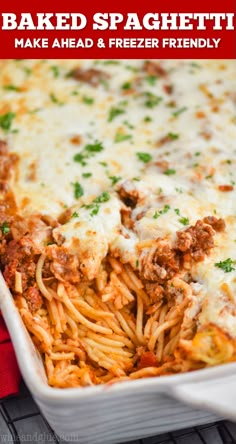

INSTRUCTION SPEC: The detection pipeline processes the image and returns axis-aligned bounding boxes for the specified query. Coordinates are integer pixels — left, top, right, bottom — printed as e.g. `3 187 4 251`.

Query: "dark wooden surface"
1 382 236 444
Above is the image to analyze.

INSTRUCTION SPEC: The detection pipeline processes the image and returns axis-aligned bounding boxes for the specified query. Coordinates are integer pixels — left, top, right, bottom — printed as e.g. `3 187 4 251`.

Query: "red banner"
0 0 235 59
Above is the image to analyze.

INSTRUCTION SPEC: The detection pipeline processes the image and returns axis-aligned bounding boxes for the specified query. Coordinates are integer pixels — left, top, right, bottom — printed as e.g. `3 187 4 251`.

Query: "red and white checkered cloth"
0 312 21 398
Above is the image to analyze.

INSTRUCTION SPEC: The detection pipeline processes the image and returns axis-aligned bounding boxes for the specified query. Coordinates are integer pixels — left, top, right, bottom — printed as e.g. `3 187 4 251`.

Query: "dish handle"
170 373 236 421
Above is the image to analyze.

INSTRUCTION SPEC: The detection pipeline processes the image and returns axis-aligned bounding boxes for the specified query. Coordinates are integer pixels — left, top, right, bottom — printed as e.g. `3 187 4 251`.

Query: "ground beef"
71 68 110 87
2 238 40 292
143 61 167 77
176 219 215 262
24 286 42 313
145 282 164 303
0 140 19 181
140 240 179 284
48 246 81 284
202 216 225 232
118 184 140 209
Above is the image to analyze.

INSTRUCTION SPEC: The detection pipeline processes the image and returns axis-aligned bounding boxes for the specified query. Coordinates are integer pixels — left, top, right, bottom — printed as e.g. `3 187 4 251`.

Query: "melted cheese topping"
0 59 236 337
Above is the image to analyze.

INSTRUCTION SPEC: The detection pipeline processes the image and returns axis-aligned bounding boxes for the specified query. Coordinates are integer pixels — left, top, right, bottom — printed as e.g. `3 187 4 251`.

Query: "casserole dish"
0 58 236 443
4 272 236 444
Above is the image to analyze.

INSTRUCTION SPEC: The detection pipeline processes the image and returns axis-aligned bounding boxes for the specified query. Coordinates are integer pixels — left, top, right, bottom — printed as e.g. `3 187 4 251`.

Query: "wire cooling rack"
1 382 236 444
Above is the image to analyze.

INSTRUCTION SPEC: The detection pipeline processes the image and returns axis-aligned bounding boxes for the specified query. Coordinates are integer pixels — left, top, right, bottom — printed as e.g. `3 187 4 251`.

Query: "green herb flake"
99 161 108 167
144 92 163 108
179 217 189 226
115 132 132 143
82 172 92 178
73 153 87 166
174 208 180 215
84 140 104 152
109 176 122 186
1 221 10 235
122 81 132 90
136 152 152 163
50 66 60 78
0 112 16 132
215 258 235 273
153 205 170 219
82 96 94 105
164 168 176 175
172 107 188 117
123 120 134 129
144 116 152 122
108 107 125 122
50 93 64 105
72 182 84 199
195 152 201 156
23 67 32 76
94 192 110 203
103 60 120 65
145 75 157 86
135 260 139 268
168 132 179 140
3 85 20 92
71 211 79 218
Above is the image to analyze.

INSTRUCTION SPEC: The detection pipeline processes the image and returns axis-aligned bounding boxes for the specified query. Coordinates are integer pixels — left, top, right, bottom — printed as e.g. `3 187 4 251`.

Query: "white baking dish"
2 271 236 444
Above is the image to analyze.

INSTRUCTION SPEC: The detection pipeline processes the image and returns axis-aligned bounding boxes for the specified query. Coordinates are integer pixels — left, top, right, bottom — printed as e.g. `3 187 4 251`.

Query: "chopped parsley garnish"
108 107 125 122
144 92 162 108
145 75 157 86
0 221 10 235
82 172 92 178
50 93 64 105
195 152 201 156
0 112 16 132
102 60 120 65
168 132 179 140
123 120 134 129
174 208 180 215
99 162 107 168
215 258 235 273
94 191 110 203
153 204 170 219
82 96 94 105
164 168 176 175
179 217 189 226
172 106 188 117
50 66 60 78
23 67 32 76
73 141 104 166
72 182 84 199
84 140 104 152
3 85 20 92
136 152 152 163
73 153 87 166
135 260 139 268
109 175 122 186
71 211 79 218
115 132 132 143
83 191 110 216
122 81 132 90
90 205 99 216
144 116 152 122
